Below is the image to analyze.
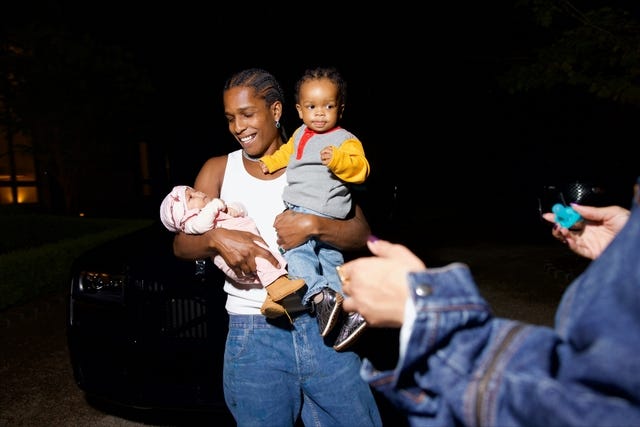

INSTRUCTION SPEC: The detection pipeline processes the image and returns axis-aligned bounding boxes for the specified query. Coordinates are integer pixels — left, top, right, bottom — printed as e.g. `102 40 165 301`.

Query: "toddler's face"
296 78 342 133
185 188 210 209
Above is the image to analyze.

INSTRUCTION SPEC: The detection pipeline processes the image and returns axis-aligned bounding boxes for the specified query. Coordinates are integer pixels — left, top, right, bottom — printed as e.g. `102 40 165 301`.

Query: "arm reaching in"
543 204 630 260
340 238 425 327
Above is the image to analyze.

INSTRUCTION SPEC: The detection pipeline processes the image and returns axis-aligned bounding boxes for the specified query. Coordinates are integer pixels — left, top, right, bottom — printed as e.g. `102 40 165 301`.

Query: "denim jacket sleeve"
361 180 640 427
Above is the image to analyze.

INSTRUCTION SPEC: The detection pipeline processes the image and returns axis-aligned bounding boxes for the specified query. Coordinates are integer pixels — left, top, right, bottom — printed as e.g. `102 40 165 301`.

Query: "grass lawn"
0 213 153 311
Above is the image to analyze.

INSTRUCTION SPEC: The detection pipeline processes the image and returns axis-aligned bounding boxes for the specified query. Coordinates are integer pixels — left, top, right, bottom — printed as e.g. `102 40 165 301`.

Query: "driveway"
0 291 236 426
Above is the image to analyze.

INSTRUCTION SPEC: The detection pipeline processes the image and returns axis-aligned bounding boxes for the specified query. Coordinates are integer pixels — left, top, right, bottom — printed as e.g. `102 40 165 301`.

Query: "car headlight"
77 271 125 298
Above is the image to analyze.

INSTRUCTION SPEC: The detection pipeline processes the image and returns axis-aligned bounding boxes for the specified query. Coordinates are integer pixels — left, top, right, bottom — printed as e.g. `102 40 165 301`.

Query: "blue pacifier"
552 203 582 229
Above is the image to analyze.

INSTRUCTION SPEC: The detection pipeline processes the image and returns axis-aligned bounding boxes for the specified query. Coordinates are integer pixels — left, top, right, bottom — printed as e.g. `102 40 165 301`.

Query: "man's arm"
273 203 370 252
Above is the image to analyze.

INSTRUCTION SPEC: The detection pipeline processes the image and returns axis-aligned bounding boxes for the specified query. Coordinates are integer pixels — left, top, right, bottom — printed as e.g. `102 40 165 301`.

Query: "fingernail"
367 235 379 243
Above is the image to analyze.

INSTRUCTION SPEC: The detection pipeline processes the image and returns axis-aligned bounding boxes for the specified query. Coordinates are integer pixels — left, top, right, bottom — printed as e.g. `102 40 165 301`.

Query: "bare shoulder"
201 155 228 171
194 154 228 198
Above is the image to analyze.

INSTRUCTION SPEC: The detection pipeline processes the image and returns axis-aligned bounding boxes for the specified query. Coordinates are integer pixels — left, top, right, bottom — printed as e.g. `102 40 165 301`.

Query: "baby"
160 185 306 321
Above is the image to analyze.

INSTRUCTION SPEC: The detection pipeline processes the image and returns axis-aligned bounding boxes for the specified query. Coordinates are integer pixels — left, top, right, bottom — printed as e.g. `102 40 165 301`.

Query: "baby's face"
185 188 210 209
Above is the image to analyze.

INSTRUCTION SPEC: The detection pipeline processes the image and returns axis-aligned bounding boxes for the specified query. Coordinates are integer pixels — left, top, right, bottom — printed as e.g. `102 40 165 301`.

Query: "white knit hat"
159 185 200 232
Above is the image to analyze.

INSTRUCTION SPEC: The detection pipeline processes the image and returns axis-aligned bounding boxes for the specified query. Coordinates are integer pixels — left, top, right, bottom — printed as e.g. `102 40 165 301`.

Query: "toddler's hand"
258 161 269 174
320 146 334 166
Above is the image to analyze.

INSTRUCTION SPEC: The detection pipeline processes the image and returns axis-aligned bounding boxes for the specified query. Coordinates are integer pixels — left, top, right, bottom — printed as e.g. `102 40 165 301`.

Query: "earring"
275 121 281 129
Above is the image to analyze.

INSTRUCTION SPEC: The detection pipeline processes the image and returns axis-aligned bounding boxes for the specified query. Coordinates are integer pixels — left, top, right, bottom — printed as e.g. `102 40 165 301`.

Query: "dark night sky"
5 1 638 221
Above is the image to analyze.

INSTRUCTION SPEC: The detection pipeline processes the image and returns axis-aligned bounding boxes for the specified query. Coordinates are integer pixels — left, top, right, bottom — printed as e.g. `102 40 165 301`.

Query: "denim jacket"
361 178 640 427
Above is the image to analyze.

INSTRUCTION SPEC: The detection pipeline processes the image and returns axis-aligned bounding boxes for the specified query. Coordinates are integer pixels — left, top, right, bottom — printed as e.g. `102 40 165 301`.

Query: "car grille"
132 278 212 340
164 297 208 339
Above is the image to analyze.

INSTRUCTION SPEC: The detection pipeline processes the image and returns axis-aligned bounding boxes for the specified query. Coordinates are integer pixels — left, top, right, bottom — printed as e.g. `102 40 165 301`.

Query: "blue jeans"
283 203 344 305
224 313 382 426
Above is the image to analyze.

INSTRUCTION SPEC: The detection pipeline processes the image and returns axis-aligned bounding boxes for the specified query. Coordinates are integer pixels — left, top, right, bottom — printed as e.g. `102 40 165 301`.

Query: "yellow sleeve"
327 138 370 184
260 137 295 173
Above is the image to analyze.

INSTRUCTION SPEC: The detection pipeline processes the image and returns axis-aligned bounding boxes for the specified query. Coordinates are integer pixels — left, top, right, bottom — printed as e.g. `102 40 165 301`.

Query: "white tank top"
220 149 288 314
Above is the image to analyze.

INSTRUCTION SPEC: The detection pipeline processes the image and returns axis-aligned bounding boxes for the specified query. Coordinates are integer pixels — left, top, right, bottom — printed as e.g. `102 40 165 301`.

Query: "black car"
67 221 232 418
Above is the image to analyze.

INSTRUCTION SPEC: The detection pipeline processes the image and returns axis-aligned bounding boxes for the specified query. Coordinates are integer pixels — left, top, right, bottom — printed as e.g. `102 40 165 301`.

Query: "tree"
500 0 640 106
1 10 156 213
